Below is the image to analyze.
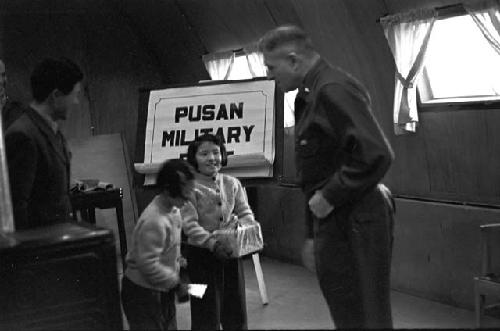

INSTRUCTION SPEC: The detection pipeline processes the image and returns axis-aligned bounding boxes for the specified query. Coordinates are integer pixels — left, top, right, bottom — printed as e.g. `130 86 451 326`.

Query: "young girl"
183 133 258 330
121 159 220 331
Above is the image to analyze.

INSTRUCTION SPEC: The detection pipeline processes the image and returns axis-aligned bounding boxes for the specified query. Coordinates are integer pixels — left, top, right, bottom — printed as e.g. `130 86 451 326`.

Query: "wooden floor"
122 256 500 329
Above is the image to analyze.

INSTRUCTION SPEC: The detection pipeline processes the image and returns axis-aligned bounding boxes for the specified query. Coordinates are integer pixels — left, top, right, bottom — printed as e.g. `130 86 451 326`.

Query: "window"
226 54 253 80
205 51 296 127
418 14 500 103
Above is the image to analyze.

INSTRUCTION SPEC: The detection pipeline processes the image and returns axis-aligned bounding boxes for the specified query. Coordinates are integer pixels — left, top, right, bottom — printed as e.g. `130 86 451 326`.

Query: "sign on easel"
135 79 276 184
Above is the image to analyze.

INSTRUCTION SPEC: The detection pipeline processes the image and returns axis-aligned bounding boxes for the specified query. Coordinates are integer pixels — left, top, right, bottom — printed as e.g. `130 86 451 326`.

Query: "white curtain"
203 45 267 80
243 45 267 78
465 0 500 56
381 9 436 135
202 50 235 80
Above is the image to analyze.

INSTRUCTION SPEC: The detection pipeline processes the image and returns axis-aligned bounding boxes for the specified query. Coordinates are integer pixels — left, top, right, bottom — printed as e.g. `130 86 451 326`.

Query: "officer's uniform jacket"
295 58 394 212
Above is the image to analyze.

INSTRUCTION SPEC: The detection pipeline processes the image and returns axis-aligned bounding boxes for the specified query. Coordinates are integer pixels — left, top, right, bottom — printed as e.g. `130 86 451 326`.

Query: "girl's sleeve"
233 177 255 223
135 218 179 290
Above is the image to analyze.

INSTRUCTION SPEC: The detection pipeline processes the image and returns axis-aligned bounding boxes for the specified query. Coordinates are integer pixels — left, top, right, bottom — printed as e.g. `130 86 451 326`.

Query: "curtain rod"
201 47 250 58
376 3 466 22
436 3 466 17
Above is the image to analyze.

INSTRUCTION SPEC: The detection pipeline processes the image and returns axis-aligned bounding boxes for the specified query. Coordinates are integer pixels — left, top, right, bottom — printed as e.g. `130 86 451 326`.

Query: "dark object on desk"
70 188 127 268
0 222 123 330
71 179 114 193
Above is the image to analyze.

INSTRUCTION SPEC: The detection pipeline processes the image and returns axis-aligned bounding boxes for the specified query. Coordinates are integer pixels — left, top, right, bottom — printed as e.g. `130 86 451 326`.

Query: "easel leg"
252 253 268 305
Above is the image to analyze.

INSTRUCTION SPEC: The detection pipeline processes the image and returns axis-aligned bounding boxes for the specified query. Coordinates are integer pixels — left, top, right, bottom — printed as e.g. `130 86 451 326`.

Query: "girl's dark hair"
155 159 194 198
187 134 228 169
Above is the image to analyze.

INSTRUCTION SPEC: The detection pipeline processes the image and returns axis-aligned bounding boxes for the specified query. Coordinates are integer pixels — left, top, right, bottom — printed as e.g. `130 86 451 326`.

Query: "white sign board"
135 80 276 184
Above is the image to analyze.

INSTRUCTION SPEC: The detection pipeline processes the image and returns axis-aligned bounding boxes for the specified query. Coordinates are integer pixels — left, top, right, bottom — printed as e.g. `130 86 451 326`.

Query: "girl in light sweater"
121 159 230 330
183 133 257 330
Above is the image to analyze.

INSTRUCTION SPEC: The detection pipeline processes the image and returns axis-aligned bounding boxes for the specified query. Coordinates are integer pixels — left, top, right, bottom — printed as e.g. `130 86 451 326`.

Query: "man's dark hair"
156 159 195 199
187 133 228 169
258 24 314 53
30 57 84 102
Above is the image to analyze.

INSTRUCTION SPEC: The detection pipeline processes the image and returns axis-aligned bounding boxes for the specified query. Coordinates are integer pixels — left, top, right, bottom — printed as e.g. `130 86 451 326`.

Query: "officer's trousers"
313 185 395 329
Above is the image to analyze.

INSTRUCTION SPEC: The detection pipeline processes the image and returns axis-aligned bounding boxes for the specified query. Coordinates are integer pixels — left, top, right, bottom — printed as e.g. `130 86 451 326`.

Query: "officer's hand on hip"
308 191 334 218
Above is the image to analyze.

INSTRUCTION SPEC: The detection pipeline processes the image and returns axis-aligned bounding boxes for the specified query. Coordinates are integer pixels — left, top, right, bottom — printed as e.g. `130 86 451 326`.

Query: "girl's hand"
231 215 239 229
178 256 188 268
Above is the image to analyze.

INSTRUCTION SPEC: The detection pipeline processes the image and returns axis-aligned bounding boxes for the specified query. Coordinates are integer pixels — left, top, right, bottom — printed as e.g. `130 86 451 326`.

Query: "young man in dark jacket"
5 58 83 230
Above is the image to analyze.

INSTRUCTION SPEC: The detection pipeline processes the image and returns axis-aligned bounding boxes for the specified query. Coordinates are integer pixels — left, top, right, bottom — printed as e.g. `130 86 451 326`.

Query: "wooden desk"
70 188 127 267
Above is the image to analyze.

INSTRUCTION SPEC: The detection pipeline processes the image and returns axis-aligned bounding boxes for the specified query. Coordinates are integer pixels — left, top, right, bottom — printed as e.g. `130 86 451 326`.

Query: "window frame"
417 4 500 112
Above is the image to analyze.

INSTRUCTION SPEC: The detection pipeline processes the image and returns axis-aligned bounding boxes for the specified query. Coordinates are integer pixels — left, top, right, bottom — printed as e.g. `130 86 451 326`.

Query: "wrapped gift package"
213 221 264 258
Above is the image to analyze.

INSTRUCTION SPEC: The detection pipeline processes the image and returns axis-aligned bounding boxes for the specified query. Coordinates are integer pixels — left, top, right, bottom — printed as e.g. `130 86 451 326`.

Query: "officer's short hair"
258 24 314 54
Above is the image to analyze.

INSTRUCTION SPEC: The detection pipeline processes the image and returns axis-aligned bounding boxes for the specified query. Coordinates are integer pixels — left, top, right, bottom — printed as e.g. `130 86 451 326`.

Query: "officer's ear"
287 52 298 64
287 52 302 71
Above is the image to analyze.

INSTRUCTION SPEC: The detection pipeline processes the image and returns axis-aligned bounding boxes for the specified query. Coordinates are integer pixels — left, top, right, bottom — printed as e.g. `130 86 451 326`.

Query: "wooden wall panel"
392 198 500 309
412 108 500 204
383 131 432 196
384 105 500 206
381 106 500 205
255 185 307 265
